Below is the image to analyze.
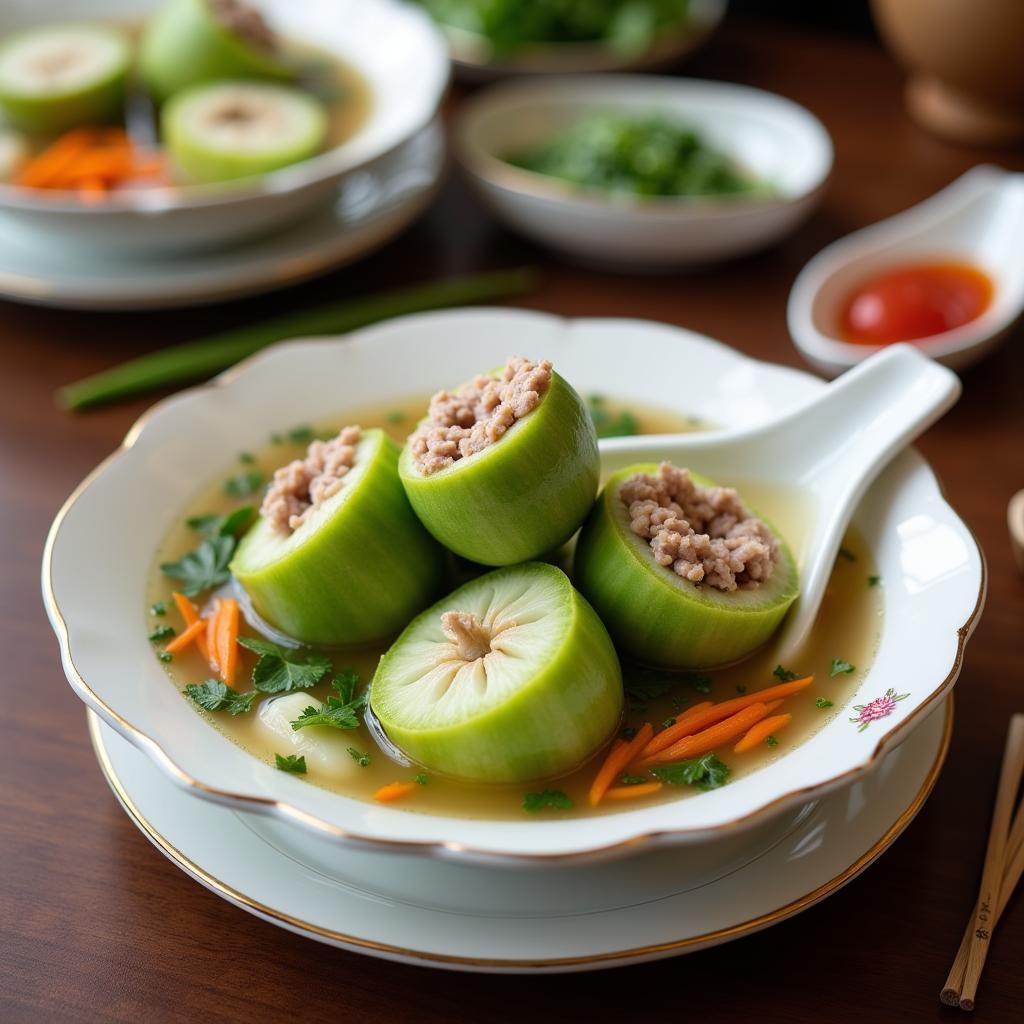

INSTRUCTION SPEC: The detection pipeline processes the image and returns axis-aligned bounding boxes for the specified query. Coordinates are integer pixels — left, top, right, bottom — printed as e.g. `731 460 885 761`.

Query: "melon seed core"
440 611 493 663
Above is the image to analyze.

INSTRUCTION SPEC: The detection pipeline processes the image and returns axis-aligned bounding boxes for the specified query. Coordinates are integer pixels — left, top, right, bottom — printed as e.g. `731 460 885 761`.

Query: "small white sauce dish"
443 0 726 82
788 165 1024 376
0 0 449 254
454 75 833 268
43 310 984 865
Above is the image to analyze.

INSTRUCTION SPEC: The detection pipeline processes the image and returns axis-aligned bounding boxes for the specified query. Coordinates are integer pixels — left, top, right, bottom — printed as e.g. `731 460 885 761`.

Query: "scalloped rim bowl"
0 0 449 252
43 310 985 865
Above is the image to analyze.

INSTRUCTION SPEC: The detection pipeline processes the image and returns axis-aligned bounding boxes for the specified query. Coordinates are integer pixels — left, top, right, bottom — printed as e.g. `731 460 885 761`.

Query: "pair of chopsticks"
940 714 1024 1010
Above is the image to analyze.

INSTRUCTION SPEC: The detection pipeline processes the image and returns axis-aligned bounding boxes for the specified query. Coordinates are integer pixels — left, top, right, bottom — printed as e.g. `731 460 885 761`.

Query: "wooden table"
3 16 1022 1024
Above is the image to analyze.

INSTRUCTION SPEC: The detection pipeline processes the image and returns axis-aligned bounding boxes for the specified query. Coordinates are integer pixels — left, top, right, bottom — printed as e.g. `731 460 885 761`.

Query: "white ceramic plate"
89 697 952 971
0 119 444 310
0 0 449 253
43 311 984 862
444 0 726 81
455 76 832 267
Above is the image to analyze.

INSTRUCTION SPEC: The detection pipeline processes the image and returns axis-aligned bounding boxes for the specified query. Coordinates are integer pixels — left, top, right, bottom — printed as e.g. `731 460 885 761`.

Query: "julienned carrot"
640 677 814 758
374 781 419 803
734 713 793 753
604 782 663 801
13 128 96 187
589 723 654 807
218 598 240 687
163 618 206 654
206 600 221 676
173 590 209 660
645 703 772 766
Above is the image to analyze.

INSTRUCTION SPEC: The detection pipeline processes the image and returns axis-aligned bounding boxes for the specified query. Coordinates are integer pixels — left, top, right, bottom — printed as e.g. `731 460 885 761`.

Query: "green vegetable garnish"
57 268 538 411
347 747 371 767
237 637 332 694
186 506 254 540
290 673 365 731
184 679 257 716
689 673 712 695
651 752 730 791
662 717 676 728
286 425 314 444
148 624 175 643
274 753 307 773
238 452 255 464
773 664 797 682
587 395 639 438
150 600 167 616
838 546 857 562
386 410 406 424
224 470 264 497
414 773 429 786
418 0 692 56
620 774 649 786
766 735 779 747
868 575 881 587
815 697 834 709
513 111 766 200
158 652 173 663
830 659 855 677
523 789 575 812
159 535 235 596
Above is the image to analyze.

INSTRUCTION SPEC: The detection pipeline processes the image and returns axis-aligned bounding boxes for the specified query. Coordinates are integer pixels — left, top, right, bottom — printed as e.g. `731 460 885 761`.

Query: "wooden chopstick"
940 714 1024 1010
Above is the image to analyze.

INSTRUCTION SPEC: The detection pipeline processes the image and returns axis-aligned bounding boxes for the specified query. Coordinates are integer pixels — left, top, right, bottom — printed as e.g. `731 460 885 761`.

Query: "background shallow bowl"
43 310 984 865
443 0 726 82
0 0 449 254
455 76 833 268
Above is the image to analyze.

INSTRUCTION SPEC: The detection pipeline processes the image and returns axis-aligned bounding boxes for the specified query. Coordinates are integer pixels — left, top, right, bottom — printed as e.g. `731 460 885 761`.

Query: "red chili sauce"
840 261 993 346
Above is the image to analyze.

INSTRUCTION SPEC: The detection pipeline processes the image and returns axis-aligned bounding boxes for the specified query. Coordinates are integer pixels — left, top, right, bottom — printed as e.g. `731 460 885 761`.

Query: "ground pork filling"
261 426 361 533
409 357 553 475
621 462 780 592
210 0 277 52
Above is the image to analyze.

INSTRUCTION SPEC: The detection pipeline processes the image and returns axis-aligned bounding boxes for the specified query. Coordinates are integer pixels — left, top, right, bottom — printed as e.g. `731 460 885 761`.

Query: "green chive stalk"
58 267 539 410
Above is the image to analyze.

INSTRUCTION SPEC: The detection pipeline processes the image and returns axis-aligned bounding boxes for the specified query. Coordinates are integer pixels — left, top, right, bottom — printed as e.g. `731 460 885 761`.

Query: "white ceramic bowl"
455 76 833 268
43 310 984 865
443 0 726 81
0 0 449 254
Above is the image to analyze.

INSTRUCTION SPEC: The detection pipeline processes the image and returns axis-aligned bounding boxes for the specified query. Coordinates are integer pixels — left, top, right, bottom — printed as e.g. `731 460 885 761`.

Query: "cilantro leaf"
183 680 257 716
274 753 307 773
687 672 713 695
148 624 175 643
838 546 857 562
773 664 797 682
347 747 371 767
186 506 254 540
289 674 365 731
237 637 332 693
523 789 574 812
287 425 314 444
238 452 255 464
587 394 639 438
815 697 834 709
159 534 234 597
414 773 429 786
150 601 166 616
224 471 264 497
868 575 881 587
624 668 679 703
766 735 779 747
651 753 731 791
830 658 855 677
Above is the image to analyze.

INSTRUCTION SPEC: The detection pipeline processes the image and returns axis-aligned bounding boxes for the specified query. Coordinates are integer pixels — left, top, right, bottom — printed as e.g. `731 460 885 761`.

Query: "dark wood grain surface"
2 16 1022 1024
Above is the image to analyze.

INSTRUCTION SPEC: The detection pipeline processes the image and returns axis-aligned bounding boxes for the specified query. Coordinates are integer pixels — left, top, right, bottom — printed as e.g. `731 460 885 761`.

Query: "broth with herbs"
147 388 882 821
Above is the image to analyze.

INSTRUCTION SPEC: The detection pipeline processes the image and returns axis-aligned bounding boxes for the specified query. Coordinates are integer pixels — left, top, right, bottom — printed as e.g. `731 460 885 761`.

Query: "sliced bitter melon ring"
0 23 130 135
370 562 623 784
161 80 327 183
231 428 445 648
574 464 800 670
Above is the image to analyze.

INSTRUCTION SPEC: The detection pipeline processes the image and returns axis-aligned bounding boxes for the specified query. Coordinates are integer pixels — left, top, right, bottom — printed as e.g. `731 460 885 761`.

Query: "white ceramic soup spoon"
788 164 1024 376
598 343 960 662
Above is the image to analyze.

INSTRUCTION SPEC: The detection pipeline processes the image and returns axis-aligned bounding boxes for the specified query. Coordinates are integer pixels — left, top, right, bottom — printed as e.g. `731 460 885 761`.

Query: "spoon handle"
775 344 961 656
